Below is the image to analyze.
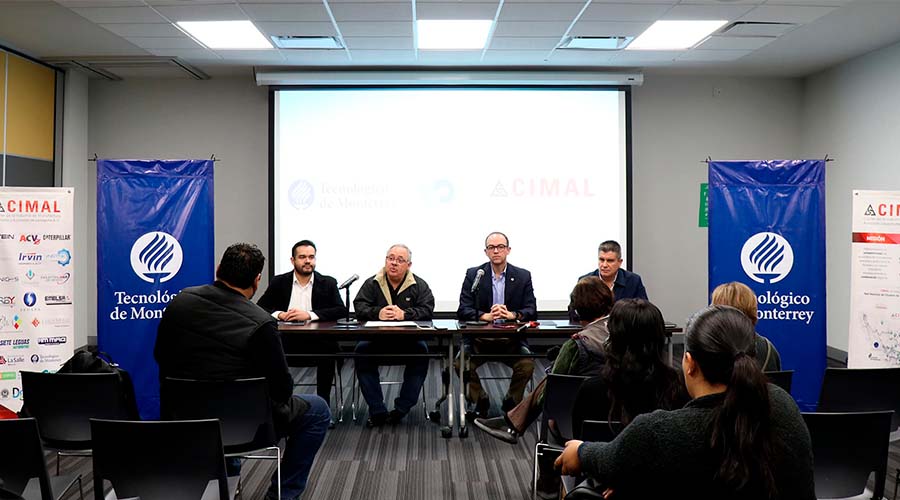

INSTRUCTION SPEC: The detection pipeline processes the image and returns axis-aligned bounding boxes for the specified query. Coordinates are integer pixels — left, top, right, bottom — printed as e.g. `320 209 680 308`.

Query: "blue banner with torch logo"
97 160 214 418
709 160 825 410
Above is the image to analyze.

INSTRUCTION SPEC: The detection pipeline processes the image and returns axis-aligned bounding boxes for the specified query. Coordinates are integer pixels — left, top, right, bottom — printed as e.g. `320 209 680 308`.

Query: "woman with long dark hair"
571 298 687 438
556 305 814 500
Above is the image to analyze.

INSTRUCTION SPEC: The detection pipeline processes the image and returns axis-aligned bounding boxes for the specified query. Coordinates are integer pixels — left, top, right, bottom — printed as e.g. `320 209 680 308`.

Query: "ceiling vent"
42 56 210 80
720 22 797 38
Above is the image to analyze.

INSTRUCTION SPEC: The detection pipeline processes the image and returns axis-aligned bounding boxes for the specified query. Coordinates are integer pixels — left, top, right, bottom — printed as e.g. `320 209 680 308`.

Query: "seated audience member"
353 244 435 427
569 240 647 321
473 276 614 444
556 305 815 500
457 231 537 417
711 281 782 371
155 243 330 500
571 299 688 440
257 239 348 404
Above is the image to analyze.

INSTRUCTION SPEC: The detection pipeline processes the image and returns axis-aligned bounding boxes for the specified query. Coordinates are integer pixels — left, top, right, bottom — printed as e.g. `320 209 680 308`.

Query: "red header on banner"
852 232 900 244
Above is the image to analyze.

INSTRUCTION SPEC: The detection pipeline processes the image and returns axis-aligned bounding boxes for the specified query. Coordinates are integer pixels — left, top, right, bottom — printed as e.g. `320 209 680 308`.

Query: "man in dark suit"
569 240 648 321
257 240 347 404
457 232 537 416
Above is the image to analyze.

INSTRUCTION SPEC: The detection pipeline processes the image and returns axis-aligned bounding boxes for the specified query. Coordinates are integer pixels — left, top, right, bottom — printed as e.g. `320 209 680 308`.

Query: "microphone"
338 274 359 290
470 268 485 294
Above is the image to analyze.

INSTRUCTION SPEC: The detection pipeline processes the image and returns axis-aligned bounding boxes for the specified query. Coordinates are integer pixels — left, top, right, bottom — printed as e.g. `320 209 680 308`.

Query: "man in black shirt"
155 243 330 500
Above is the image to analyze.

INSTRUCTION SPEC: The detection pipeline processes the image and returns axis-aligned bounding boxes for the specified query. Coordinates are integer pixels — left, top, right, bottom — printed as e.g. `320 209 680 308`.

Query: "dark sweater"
578 384 814 500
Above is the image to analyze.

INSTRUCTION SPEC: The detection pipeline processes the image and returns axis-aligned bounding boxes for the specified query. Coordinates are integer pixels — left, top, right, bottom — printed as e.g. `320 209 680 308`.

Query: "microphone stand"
466 273 489 327
336 286 358 328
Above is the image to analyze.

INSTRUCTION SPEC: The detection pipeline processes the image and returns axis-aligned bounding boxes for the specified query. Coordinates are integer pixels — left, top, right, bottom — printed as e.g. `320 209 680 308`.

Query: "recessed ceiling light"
416 20 493 50
177 20 272 50
271 35 343 49
559 36 634 50
627 20 727 51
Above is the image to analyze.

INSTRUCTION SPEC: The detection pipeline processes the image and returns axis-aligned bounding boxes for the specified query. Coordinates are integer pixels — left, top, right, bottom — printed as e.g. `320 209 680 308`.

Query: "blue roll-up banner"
97 160 214 419
708 160 825 411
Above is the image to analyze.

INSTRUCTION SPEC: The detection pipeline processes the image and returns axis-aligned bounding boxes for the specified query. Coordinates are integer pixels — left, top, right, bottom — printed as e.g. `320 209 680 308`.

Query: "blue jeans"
270 394 331 499
355 340 428 416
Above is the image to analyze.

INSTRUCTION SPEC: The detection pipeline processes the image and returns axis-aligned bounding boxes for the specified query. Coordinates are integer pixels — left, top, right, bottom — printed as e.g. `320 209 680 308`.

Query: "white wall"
61 69 89 348
800 40 900 351
632 74 803 325
72 74 804 339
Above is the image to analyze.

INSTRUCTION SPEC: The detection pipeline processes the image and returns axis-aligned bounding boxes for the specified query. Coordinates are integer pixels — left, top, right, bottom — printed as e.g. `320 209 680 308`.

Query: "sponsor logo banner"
708 160 826 410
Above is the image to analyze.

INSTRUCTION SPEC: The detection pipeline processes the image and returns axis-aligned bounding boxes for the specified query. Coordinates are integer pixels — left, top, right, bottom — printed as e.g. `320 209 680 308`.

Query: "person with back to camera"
711 281 782 371
555 305 815 500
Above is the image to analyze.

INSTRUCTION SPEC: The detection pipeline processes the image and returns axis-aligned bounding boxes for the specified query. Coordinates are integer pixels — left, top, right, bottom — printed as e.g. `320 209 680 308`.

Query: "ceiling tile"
493 20 570 36
241 3 331 22
125 36 204 49
336 21 412 36
696 35 774 51
256 21 337 36
547 49 617 64
154 4 247 22
489 36 560 50
344 36 413 49
569 21 652 37
741 5 837 24
677 49 752 61
214 49 286 62
416 3 499 19
764 0 849 5
662 4 755 21
71 6 165 23
330 3 412 21
481 50 550 63
611 49 679 62
278 50 352 63
146 48 220 60
102 23 184 37
579 3 673 22
416 50 487 63
585 0 677 3
348 49 416 63
498 3 584 22
57 1 147 7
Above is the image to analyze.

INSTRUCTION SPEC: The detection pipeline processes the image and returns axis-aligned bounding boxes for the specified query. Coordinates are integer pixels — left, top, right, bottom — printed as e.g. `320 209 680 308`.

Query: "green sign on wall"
699 183 709 227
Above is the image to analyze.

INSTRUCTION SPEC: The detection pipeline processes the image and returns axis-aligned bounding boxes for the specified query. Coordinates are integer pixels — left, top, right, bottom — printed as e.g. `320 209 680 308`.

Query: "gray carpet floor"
47 358 900 500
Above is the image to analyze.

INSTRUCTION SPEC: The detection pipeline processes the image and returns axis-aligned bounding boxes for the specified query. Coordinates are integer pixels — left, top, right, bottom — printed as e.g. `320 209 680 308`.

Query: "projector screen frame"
267 84 633 318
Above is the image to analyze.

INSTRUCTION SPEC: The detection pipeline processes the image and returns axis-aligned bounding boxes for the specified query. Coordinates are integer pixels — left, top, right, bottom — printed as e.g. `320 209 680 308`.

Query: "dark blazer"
257 270 348 321
457 262 537 321
569 268 648 321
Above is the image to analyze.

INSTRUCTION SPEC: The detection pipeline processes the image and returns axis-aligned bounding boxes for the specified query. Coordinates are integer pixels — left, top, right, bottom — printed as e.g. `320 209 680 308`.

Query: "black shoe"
366 412 388 428
387 409 406 425
474 416 519 444
501 397 516 413
328 418 336 430
474 397 490 418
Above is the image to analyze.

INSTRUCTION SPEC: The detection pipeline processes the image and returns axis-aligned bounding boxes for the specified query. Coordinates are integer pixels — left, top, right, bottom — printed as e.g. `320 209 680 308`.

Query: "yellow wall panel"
0 52 6 154
6 53 54 161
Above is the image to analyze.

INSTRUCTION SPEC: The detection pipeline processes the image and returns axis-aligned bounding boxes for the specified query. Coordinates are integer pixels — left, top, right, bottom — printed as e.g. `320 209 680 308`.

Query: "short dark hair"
485 231 509 247
292 240 316 257
598 240 622 259
216 243 265 289
570 276 614 321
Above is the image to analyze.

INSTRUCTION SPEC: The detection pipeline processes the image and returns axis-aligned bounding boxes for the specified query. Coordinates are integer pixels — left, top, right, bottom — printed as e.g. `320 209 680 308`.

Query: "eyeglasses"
485 244 508 252
385 256 408 265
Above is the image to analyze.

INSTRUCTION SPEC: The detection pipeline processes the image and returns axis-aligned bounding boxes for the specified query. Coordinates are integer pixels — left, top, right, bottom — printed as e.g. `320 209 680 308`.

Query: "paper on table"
364 321 419 327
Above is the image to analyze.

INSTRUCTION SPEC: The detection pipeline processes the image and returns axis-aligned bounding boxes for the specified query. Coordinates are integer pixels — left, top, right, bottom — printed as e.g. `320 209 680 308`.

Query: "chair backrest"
802 410 892 499
764 370 794 393
161 377 277 454
0 418 53 500
20 371 137 449
817 367 900 431
91 418 229 500
541 373 589 446
579 420 622 443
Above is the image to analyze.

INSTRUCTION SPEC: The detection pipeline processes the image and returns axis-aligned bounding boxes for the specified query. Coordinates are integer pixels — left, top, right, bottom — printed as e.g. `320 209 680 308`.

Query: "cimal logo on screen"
130 231 183 284
288 180 315 210
23 292 37 307
741 232 794 284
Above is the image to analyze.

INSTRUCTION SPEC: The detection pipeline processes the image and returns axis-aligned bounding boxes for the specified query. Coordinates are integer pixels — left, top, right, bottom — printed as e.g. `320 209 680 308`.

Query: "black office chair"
803 410 893 500
818 367 900 431
90 418 229 500
0 418 82 500
579 419 622 443
764 370 794 393
20 371 138 473
533 374 589 498
161 377 281 499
